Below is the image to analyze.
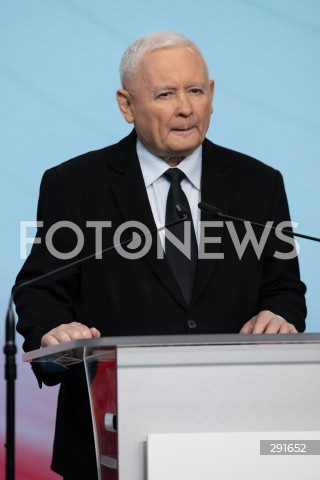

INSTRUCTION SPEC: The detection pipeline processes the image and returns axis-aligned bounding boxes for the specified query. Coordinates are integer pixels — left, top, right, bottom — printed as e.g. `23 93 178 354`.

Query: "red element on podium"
89 351 118 480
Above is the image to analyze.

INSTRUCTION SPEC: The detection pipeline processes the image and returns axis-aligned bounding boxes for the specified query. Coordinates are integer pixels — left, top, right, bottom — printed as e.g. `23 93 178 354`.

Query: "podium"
23 333 320 480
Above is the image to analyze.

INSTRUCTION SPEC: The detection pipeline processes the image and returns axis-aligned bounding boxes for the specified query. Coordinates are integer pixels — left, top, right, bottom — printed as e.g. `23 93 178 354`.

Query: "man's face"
117 47 214 163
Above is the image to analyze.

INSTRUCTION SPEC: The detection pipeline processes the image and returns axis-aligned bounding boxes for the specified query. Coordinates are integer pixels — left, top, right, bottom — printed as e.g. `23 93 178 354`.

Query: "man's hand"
41 321 101 347
239 310 298 334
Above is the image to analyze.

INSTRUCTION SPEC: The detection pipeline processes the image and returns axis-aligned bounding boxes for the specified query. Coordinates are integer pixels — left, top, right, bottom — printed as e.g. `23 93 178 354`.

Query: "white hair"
119 31 209 90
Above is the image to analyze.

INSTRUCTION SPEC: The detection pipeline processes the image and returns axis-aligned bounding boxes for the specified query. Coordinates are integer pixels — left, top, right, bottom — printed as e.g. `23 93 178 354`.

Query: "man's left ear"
116 89 135 124
209 80 214 114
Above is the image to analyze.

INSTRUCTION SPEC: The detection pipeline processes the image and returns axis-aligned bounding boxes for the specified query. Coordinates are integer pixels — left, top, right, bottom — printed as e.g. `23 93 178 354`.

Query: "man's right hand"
41 321 101 347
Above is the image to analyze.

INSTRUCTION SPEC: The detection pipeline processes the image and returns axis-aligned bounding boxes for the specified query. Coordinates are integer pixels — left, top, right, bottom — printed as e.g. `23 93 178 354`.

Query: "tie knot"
164 168 186 184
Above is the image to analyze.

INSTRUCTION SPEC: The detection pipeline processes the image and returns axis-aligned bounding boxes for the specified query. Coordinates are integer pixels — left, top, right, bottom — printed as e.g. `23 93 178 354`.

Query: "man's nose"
176 92 193 118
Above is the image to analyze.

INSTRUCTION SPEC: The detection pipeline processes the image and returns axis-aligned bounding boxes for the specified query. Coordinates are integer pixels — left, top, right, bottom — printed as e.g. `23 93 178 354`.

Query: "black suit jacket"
15 130 306 478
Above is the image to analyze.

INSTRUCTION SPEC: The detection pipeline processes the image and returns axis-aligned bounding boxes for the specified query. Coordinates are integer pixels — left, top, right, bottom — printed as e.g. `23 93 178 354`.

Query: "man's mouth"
171 126 196 133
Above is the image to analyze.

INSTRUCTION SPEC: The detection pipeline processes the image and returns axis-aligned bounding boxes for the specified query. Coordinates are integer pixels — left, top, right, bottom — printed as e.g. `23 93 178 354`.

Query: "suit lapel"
108 131 187 308
192 139 233 303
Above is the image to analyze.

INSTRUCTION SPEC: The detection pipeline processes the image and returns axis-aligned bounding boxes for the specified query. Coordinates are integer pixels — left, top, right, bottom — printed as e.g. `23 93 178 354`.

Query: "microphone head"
175 204 189 220
198 202 221 217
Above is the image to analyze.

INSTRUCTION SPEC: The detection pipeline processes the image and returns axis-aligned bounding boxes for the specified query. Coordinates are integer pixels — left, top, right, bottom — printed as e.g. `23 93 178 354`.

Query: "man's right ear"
116 89 135 124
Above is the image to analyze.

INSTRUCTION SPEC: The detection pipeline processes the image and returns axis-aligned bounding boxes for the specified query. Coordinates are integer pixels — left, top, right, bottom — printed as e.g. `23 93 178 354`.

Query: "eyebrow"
155 82 206 92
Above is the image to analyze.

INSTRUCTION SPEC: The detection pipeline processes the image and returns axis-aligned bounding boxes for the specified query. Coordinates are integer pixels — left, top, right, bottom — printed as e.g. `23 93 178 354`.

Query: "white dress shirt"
136 139 202 248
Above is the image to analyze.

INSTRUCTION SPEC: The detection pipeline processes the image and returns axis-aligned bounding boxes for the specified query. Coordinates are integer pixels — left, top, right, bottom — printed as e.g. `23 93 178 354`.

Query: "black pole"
4 298 16 480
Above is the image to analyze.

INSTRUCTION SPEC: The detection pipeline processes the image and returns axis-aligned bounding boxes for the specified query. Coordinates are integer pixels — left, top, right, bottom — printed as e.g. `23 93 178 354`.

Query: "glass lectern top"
22 333 320 367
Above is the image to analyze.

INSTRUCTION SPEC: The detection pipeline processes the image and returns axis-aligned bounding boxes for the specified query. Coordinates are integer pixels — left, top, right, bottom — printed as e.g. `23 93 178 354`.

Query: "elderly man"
15 31 306 479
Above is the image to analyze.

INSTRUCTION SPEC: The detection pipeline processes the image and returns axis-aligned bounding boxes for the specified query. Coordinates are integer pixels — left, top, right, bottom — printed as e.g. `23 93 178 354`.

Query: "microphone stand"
3 205 188 480
4 298 16 480
198 202 320 243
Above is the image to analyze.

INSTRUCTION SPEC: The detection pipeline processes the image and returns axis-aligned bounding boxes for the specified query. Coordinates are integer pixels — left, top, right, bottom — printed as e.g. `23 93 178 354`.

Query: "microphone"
7 201 189 334
175 204 189 220
198 201 320 243
11 203 189 298
4 203 189 480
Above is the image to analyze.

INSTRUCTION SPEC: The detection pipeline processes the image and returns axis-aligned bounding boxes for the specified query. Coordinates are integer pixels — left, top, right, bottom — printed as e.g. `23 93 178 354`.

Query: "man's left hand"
239 310 298 334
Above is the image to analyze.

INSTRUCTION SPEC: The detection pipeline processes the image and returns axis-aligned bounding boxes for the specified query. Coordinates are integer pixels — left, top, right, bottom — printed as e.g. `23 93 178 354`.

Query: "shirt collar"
137 138 202 190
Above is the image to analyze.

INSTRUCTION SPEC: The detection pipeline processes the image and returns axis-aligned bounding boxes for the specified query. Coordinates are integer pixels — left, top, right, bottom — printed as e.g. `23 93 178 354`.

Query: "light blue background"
0 0 319 473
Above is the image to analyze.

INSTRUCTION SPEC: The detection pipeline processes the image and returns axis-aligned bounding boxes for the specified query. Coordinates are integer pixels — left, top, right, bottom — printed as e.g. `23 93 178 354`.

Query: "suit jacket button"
187 319 197 329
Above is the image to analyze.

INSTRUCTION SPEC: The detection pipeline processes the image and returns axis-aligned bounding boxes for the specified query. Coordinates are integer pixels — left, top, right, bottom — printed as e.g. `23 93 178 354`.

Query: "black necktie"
164 168 197 304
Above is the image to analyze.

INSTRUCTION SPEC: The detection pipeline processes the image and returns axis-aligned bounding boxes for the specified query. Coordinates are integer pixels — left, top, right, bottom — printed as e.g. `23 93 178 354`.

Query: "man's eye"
190 88 202 94
158 92 172 98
